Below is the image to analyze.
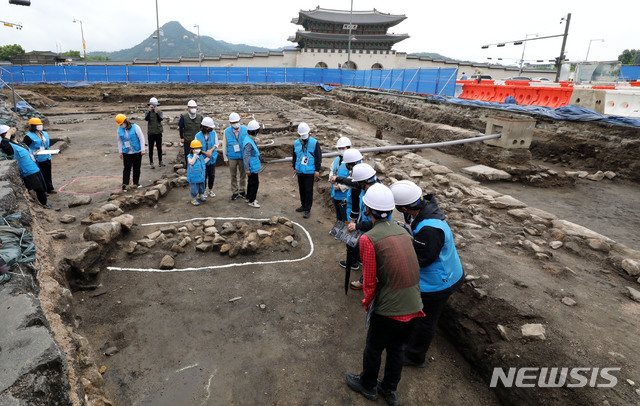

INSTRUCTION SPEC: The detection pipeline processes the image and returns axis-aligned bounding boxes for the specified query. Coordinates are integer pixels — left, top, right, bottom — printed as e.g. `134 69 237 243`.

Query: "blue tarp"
432 96 640 127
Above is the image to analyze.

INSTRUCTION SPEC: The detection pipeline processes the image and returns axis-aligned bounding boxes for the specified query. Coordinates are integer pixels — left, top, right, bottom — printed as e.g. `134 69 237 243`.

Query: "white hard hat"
149 97 159 106
201 117 215 128
229 112 240 123
247 120 260 131
352 163 376 182
362 183 395 212
342 148 362 164
0 124 9 135
297 122 310 136
187 100 197 107
336 136 351 148
389 180 422 206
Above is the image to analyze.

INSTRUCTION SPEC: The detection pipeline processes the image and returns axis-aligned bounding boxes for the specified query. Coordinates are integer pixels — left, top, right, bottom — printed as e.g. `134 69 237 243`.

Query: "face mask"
120 124 127 129
338 148 345 156
193 149 201 155
231 123 240 129
188 108 197 114
36 125 43 131
300 134 309 140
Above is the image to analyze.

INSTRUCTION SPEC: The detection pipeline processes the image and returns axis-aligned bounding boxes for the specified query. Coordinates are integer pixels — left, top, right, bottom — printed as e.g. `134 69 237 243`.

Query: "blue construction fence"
620 66 640 81
0 65 457 96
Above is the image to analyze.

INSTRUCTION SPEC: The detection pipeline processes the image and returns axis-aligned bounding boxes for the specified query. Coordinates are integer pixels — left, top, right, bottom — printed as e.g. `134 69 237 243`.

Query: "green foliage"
0 44 26 61
61 50 81 58
86 55 110 61
618 49 639 65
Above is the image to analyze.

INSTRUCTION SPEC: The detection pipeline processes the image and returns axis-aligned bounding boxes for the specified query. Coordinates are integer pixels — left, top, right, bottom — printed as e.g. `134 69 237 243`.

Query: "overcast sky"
1 0 636 65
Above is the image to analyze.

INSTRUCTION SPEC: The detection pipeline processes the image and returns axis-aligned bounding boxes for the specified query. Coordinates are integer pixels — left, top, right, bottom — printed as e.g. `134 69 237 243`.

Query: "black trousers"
148 133 163 164
183 144 191 168
123 153 142 186
297 173 314 211
23 172 47 205
37 159 54 192
405 274 465 364
247 172 259 202
361 313 416 391
205 164 216 190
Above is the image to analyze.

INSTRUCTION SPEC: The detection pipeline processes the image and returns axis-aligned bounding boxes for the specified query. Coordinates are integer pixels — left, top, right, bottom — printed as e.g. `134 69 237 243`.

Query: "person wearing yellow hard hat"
24 117 55 193
186 139 209 206
115 114 146 191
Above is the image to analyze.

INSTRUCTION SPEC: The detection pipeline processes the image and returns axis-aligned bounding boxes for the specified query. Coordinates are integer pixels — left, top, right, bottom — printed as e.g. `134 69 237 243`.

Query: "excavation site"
1 83 640 406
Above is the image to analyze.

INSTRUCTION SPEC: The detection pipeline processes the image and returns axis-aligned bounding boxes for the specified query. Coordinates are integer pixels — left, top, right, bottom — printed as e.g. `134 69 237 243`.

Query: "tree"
86 55 111 61
61 50 81 58
618 49 639 65
0 44 26 61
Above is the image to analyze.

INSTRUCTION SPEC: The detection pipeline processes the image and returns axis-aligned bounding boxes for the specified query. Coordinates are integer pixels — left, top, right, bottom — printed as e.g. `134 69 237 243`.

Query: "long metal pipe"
266 133 501 163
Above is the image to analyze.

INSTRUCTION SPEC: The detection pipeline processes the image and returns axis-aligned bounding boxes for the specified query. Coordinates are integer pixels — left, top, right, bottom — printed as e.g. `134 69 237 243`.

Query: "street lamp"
155 0 161 66
518 33 538 75
194 24 202 67
346 0 354 70
585 38 604 62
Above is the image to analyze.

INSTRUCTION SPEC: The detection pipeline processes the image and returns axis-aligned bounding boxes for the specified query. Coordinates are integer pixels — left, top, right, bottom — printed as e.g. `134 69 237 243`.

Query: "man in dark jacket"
144 97 164 169
389 180 464 368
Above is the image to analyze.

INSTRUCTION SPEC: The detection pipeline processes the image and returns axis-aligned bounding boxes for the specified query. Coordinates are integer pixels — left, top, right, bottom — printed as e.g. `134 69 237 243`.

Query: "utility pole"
518 33 537 76
194 24 201 67
155 0 161 66
555 13 571 83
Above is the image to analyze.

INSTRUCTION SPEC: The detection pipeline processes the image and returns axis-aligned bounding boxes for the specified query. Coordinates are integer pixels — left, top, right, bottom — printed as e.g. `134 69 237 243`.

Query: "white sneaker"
208 190 216 197
248 201 260 208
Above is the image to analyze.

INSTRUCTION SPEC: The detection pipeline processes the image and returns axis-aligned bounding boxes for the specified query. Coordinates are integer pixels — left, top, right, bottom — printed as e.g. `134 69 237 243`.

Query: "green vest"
181 113 203 143
365 220 422 317
147 110 163 135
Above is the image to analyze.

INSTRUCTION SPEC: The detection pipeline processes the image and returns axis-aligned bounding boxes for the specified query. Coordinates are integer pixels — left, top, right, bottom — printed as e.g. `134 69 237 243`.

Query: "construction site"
1 82 640 406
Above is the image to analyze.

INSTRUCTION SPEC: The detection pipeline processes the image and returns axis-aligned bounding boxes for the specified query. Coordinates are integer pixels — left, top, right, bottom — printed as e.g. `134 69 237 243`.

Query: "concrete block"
484 116 535 149
569 88 606 114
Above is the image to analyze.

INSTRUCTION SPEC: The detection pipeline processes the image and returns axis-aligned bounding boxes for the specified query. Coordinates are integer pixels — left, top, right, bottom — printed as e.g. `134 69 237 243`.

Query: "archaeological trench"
1 84 640 406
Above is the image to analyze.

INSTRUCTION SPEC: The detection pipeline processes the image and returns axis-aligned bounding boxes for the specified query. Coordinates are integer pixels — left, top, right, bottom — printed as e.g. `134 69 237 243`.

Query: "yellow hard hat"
115 114 127 125
29 117 42 125
190 140 202 148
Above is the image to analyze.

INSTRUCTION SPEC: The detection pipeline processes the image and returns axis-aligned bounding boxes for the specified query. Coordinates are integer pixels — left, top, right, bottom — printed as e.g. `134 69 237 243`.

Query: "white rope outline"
106 217 314 272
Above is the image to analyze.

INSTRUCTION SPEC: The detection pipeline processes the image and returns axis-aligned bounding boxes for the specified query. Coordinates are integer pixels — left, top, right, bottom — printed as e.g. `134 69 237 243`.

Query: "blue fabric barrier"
620 66 640 81
106 66 127 82
188 67 208 83
168 67 188 82
87 66 108 82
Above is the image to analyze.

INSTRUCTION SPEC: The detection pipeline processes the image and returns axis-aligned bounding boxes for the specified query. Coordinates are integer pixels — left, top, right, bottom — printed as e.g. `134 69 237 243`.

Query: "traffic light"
9 0 31 5
513 41 523 45
554 57 561 67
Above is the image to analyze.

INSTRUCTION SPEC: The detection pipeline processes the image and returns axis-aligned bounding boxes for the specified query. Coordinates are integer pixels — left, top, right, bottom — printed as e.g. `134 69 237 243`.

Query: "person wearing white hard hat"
195 117 219 198
389 180 464 369
144 96 164 169
344 183 423 406
292 122 322 219
242 119 262 208
178 100 203 168
0 124 57 210
221 112 248 200
329 136 352 221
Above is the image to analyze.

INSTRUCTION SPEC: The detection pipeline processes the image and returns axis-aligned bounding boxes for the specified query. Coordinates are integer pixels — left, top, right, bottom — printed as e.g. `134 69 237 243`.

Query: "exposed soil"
10 84 640 406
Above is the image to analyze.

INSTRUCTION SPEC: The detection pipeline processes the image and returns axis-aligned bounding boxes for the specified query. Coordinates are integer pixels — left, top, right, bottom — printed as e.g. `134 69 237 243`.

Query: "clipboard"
34 149 60 155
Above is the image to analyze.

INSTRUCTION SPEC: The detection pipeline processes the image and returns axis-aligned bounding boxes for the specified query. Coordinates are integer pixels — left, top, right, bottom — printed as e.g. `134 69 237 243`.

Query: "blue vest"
225 126 248 160
25 131 51 162
414 219 464 292
195 131 218 166
118 124 142 153
331 156 350 201
242 136 261 173
294 137 317 175
9 143 40 178
187 154 206 183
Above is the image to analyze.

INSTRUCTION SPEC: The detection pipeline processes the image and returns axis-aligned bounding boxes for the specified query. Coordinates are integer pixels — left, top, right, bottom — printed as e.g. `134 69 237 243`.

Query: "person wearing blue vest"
222 112 248 201
195 117 219 198
23 117 55 193
292 122 322 219
389 180 465 369
243 120 262 208
0 125 57 210
115 114 146 191
186 139 209 206
330 137 352 222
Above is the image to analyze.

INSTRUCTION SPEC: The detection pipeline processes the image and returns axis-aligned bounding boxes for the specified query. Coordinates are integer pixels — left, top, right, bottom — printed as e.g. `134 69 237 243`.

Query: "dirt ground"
12 85 640 405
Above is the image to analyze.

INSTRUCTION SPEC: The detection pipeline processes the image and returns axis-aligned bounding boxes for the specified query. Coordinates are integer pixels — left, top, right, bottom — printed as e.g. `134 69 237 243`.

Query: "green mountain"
90 21 274 61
